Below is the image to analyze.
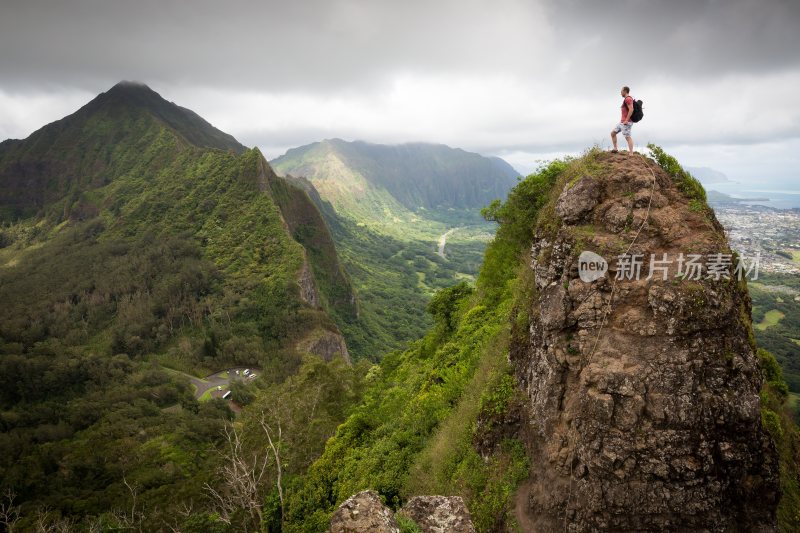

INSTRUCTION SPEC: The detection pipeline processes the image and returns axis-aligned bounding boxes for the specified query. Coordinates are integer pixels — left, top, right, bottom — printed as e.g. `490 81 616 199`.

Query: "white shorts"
613 122 633 138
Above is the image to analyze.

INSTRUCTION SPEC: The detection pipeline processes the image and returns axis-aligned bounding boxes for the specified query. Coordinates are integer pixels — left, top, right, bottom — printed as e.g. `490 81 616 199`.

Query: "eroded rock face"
298 256 321 308
513 152 779 531
298 328 351 363
399 496 476 533
328 490 400 533
555 175 600 224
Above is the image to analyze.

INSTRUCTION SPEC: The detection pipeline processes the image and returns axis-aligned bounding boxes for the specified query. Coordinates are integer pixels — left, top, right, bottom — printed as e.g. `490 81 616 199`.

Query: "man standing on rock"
611 86 634 154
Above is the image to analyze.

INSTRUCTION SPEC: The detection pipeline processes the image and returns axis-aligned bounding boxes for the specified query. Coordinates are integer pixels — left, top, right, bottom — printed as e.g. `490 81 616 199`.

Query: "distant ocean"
706 182 800 210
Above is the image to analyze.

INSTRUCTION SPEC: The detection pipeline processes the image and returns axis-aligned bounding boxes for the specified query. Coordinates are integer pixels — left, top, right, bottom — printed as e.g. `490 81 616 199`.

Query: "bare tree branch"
260 415 285 523
0 488 20 533
204 424 270 532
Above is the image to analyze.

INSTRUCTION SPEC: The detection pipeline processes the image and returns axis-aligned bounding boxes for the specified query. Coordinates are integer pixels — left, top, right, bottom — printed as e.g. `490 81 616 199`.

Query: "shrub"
478 157 570 303
396 514 423 533
759 348 790 398
761 408 783 441
647 144 707 203
479 373 516 419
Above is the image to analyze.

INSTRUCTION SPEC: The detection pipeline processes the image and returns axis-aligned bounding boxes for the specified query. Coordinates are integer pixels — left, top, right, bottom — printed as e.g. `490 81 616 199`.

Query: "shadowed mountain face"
84 81 247 154
272 138 520 220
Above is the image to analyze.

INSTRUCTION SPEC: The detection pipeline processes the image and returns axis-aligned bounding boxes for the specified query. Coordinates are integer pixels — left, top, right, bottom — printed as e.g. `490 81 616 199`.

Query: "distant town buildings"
712 203 800 275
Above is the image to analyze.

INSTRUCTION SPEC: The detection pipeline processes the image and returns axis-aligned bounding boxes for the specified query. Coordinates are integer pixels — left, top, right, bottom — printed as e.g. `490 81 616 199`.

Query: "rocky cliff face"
297 327 351 364
512 152 780 531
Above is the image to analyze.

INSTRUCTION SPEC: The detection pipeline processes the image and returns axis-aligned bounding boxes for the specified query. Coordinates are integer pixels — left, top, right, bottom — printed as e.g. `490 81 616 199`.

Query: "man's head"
621 86 630 97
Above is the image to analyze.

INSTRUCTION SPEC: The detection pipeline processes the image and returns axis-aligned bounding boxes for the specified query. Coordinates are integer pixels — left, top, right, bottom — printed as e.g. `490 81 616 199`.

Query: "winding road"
166 366 259 400
437 228 458 258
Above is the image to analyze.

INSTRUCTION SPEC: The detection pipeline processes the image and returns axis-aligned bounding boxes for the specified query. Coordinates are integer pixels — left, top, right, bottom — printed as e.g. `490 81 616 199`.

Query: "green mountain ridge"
271 138 519 236
273 138 519 211
0 81 357 364
0 82 361 527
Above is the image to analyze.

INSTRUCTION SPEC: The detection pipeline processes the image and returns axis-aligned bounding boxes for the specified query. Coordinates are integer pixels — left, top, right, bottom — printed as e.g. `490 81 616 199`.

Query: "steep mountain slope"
282 147 798 532
266 171 358 324
273 139 518 359
281 174 441 357
0 82 357 526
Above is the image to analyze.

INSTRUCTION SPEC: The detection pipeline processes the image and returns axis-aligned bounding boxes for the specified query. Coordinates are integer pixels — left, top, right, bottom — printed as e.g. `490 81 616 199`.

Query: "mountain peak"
79 81 246 153
94 80 162 108
109 79 154 92
0 81 246 219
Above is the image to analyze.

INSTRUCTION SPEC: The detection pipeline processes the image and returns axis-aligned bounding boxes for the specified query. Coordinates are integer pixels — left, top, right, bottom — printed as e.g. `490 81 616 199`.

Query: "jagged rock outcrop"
328 490 400 533
398 496 476 533
329 492 477 533
297 328 351 363
555 175 600 224
512 152 780 531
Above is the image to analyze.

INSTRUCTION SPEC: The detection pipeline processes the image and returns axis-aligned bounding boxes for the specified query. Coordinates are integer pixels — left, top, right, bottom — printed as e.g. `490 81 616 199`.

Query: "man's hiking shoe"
610 149 619 153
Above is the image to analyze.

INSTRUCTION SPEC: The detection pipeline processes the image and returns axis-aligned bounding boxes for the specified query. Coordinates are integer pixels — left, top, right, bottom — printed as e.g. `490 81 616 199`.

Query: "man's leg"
610 130 618 151
626 135 634 154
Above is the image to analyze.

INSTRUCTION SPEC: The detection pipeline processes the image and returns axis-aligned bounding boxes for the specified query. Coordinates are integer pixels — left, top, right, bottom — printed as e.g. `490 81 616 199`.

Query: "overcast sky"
1 0 799 183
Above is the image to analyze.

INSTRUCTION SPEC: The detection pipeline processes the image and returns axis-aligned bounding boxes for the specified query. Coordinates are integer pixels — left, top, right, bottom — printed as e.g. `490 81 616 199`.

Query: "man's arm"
625 98 634 123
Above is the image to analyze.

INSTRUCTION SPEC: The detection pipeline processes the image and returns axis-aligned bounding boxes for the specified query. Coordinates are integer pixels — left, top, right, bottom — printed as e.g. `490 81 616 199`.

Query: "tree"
205 425 269 532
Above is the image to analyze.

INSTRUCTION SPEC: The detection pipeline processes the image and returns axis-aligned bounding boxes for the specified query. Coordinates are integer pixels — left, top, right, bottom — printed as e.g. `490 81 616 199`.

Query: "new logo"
578 251 608 282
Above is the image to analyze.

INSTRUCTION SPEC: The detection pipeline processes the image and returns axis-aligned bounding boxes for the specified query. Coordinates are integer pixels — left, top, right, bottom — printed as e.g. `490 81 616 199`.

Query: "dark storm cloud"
0 0 543 91
548 0 800 79
1 0 798 93
1 0 799 182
